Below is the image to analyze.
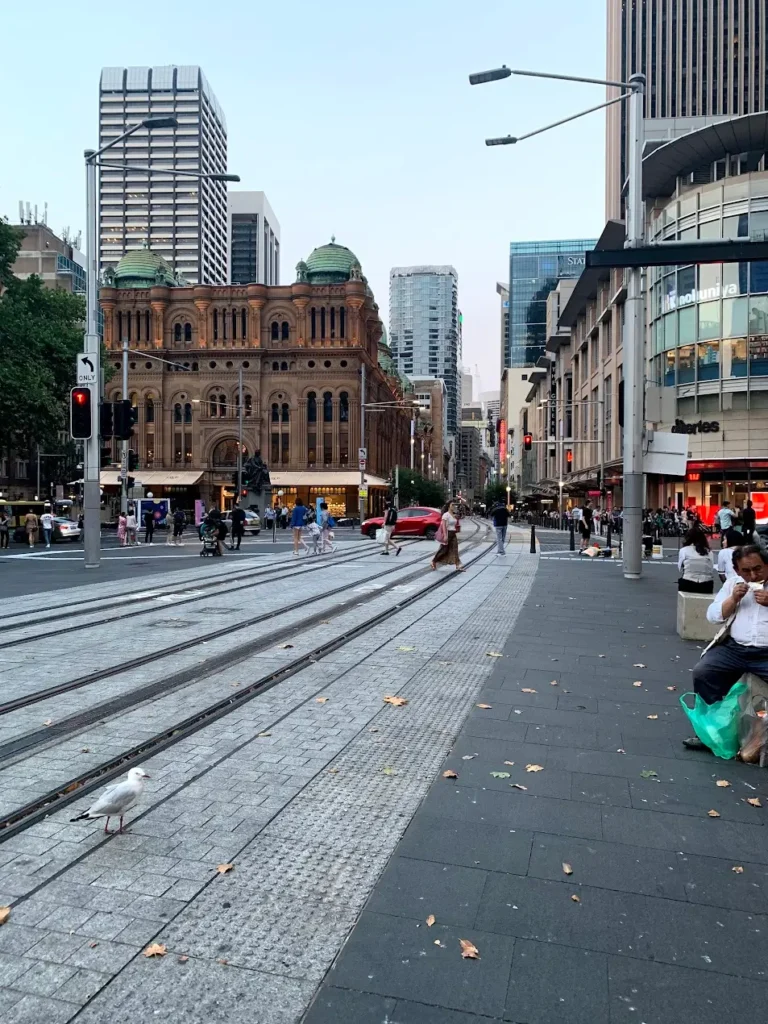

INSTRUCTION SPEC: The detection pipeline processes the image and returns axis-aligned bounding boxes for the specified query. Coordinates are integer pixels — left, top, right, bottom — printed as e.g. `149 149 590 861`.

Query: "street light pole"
237 365 244 503
359 361 366 526
121 337 129 515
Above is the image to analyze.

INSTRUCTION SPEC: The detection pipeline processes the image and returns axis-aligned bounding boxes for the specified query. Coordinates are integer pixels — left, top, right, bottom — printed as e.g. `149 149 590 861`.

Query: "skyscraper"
99 65 228 284
606 0 768 218
506 239 596 370
389 266 460 436
228 192 281 285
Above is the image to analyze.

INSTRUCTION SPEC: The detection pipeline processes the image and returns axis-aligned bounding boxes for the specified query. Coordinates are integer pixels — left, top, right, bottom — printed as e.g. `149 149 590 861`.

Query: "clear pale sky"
0 0 606 393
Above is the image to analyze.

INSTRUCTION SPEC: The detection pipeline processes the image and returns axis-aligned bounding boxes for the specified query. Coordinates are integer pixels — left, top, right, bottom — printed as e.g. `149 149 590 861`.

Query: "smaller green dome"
113 249 181 288
305 238 362 283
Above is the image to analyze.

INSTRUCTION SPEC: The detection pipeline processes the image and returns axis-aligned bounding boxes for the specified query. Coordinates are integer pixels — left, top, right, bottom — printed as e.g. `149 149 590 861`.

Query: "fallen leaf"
459 939 480 959
747 797 762 808
217 958 229 965
315 697 329 704
513 710 523 714
43 719 53 727
216 863 235 874
550 680 559 686
426 914 436 927
521 688 537 694
490 772 511 779
616 748 626 754
143 943 167 958
81 748 90 753
369 727 379 733
509 783 528 791
327 768 338 774
382 766 397 776
640 770 658 779
571 894 581 903
257 732 271 737
716 779 731 788
442 770 459 779
707 809 721 818
598 654 606 658
63 782 82 794
486 652 503 658
503 761 515 766
177 955 189 962
0 906 10 926
461 754 477 760
434 939 445 947
667 686 677 691
384 695 408 707
230 683 240 688
562 863 573 875
397 646 416 652
476 704 493 709
279 643 294 649
634 663 646 668
633 681 643 687
732 866 744 874
525 764 544 773
88 941 99 948
647 714 658 720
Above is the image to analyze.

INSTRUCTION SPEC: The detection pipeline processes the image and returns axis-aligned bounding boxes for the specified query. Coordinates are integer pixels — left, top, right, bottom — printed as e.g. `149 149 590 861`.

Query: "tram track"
0 524 497 842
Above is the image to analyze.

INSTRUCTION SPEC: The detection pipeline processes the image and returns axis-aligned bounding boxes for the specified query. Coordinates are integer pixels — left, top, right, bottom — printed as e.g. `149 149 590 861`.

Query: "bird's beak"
142 773 151 779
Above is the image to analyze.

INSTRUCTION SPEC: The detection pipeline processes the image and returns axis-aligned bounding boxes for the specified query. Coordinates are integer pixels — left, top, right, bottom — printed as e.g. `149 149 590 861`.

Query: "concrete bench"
677 591 719 642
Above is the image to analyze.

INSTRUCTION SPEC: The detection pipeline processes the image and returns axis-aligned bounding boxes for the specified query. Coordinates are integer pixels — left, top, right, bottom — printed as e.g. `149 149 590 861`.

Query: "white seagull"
71 767 151 834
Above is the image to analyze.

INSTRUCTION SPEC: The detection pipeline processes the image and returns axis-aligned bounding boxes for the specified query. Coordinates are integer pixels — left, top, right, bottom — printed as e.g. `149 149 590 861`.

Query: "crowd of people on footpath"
677 499 760 594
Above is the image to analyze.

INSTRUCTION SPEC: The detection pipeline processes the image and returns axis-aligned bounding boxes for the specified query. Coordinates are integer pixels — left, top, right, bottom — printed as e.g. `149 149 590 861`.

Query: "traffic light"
113 399 133 440
126 476 135 490
523 433 533 452
128 449 138 472
100 445 113 468
99 402 114 438
566 448 573 470
70 387 92 439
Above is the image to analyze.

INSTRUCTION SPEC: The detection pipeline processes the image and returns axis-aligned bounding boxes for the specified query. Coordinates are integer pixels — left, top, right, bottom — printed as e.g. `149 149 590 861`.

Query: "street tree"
392 467 445 508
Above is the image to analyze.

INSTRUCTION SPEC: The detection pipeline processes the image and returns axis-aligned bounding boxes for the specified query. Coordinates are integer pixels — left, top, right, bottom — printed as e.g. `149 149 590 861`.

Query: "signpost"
358 446 367 471
76 353 98 386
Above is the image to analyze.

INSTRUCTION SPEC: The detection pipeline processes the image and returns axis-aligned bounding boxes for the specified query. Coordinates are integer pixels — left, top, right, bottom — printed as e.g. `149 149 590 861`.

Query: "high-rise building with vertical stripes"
606 1 768 218
99 66 228 284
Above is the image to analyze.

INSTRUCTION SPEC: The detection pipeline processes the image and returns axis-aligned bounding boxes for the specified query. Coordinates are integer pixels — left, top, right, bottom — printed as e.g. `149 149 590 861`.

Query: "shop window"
323 391 332 422
698 301 721 341
662 272 677 312
678 345 695 384
750 211 768 240
678 306 696 345
677 265 695 297
697 341 720 382
751 263 768 294
698 263 722 294
749 336 768 376
722 337 747 378
748 296 768 335
723 297 748 338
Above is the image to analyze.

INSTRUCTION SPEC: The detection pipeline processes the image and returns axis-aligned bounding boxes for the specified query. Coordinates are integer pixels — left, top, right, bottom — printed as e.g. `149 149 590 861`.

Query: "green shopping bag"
679 680 748 760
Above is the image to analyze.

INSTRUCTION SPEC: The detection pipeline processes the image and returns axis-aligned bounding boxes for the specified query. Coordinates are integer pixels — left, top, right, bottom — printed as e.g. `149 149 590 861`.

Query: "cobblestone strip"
0 545 536 1022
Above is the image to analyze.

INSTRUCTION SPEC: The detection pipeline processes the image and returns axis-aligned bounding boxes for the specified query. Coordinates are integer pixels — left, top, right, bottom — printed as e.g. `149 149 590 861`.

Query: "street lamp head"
469 66 512 86
486 136 517 146
209 173 241 182
142 116 179 129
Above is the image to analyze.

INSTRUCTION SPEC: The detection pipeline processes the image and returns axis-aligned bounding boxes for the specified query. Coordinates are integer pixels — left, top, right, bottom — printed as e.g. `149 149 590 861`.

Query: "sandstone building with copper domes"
99 240 413 517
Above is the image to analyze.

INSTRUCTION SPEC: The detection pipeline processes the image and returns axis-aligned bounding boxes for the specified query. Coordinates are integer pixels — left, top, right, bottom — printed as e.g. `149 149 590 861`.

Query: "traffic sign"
359 486 368 498
358 459 366 470
76 352 98 385
358 447 367 460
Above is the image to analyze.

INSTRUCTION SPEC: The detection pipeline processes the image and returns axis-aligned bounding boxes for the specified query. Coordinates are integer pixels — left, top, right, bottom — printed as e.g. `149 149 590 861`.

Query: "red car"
361 506 442 540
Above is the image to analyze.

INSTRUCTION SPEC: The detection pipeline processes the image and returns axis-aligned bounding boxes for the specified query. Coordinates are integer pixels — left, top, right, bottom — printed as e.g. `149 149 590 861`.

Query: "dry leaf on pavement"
633 681 643 687
216 863 234 874
707 809 721 818
462 754 477 760
459 939 480 959
383 695 408 707
562 863 573 875
382 767 396 776
426 914 436 927
177 955 189 962
747 797 762 807
486 652 503 658
634 663 646 668
315 697 329 704
0 906 10 926
509 783 528 791
647 714 659 720
571 894 581 903
476 704 493 709
550 680 558 686
598 654 606 658
667 686 677 691
143 943 167 958
616 748 626 754
716 780 731 788
504 761 515 766
490 772 510 779
442 770 459 779
732 866 744 873
397 646 416 652
434 940 445 947
525 764 544 773
257 732 271 737
640 770 658 779
278 643 294 649
43 719 53 727
521 688 537 694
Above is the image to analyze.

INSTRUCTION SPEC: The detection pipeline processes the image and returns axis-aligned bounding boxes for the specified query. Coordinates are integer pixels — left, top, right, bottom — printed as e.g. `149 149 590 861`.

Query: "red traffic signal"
523 433 533 451
566 448 573 464
70 387 92 439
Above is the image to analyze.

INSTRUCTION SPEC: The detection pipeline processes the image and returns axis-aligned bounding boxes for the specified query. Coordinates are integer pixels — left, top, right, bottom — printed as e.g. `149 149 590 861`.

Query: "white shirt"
40 513 54 530
677 544 715 583
443 511 457 532
717 547 737 579
717 507 734 530
707 577 768 647
126 514 137 529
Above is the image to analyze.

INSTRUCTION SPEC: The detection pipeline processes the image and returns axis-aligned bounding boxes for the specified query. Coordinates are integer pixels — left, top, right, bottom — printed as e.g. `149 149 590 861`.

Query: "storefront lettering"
663 281 738 313
670 418 720 434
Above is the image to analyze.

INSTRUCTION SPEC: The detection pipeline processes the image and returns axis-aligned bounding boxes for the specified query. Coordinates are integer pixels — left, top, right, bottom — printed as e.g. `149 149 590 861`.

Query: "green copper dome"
305 238 362 284
112 249 181 288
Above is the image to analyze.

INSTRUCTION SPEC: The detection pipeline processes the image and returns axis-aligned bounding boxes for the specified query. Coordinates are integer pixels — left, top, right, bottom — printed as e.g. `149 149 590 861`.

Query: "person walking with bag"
490 500 509 556
380 500 401 556
25 509 39 549
290 499 307 556
0 510 9 550
430 501 465 572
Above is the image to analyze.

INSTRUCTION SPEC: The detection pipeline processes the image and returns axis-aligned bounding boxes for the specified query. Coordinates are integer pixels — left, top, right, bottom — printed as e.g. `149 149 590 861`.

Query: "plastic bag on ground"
680 680 748 760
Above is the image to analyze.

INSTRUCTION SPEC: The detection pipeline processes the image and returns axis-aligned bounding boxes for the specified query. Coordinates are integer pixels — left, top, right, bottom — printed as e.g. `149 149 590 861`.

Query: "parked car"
53 517 81 542
224 510 261 536
361 506 442 540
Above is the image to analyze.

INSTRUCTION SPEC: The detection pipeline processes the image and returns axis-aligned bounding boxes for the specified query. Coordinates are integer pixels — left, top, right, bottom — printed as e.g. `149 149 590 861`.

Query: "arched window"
320 306 326 339
184 322 192 342
213 309 219 340
117 311 123 341
218 394 226 418
174 403 182 423
232 310 238 341
323 391 333 422
222 309 228 341
130 393 139 424
271 321 279 340
340 307 346 338
174 323 182 342
271 402 278 422
136 312 141 342
280 361 288 371
272 361 279 371
146 310 151 341
311 307 316 340
241 308 247 338
184 402 192 424
244 394 252 417
208 393 218 417
281 321 289 340
281 402 290 423
330 307 336 339
146 397 155 423
211 438 246 467
126 311 132 342
307 391 317 423
340 391 349 422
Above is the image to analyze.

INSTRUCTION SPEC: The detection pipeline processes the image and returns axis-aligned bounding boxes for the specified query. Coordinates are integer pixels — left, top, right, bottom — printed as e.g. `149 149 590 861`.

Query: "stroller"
200 521 220 557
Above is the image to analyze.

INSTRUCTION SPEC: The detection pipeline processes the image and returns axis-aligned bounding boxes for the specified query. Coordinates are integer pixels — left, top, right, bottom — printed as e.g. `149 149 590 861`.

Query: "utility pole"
36 446 41 500
120 337 129 515
237 365 244 503
83 151 101 568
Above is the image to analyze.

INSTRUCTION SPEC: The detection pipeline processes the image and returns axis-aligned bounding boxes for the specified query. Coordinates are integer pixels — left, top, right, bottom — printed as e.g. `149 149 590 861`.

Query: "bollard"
530 521 536 554
569 520 575 551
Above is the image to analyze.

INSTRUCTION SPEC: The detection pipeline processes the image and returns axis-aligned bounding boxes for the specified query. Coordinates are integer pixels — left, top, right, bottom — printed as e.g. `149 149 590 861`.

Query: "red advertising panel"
499 419 507 463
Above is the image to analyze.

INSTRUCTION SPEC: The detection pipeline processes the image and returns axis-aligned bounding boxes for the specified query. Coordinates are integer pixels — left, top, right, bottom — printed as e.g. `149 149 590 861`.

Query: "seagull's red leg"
104 817 112 834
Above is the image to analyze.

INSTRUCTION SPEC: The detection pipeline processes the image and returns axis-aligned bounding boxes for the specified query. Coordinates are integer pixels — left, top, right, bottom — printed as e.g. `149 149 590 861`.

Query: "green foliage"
393 467 445 508
485 481 512 507
0 220 24 287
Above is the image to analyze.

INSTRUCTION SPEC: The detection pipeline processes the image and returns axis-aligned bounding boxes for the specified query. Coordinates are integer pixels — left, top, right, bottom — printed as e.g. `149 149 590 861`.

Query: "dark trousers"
144 523 154 543
692 637 768 704
232 528 244 549
0 531 7 549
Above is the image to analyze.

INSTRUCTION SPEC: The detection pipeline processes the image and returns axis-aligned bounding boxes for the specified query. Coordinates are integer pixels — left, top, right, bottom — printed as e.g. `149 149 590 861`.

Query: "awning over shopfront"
268 472 389 488
100 471 203 487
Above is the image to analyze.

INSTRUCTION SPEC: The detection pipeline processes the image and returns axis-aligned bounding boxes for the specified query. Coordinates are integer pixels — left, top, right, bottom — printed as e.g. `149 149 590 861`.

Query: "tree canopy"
392 467 446 509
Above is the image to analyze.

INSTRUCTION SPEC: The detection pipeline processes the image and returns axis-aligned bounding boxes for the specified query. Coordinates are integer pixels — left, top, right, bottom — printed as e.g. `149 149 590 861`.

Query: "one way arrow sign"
76 352 98 385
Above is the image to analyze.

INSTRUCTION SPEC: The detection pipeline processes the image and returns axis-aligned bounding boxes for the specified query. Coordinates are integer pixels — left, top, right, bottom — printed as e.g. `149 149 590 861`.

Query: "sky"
1 0 607 393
